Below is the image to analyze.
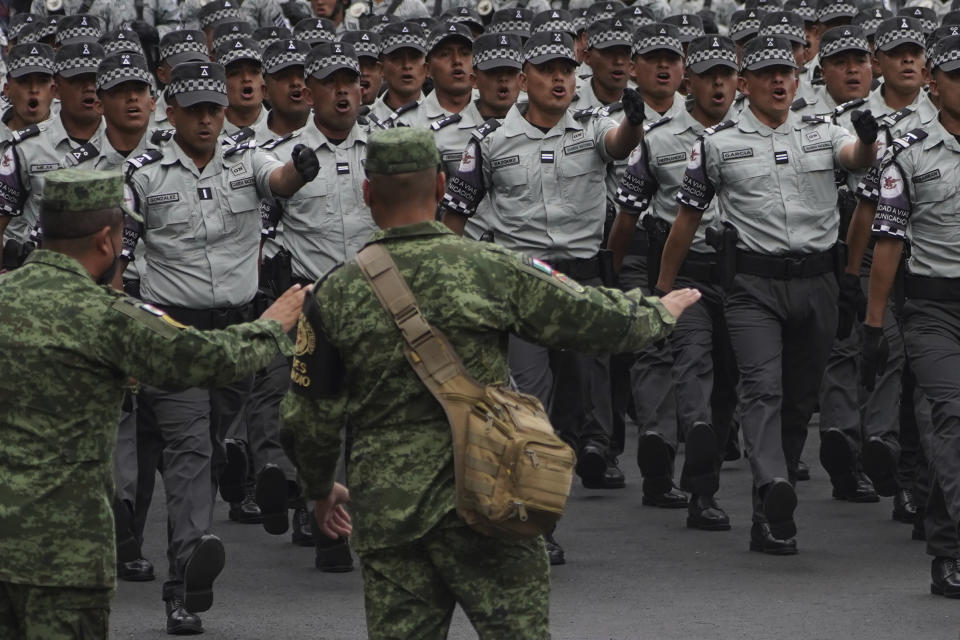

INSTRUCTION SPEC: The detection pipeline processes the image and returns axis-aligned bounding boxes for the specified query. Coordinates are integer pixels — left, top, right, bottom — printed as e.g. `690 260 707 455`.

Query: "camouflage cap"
366 128 440 175
41 169 142 223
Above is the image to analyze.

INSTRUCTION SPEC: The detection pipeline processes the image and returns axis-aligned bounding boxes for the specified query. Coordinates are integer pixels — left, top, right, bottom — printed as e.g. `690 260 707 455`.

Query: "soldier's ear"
362 178 372 209
435 170 445 203
928 69 939 99
737 73 747 96
519 70 527 93
303 83 314 107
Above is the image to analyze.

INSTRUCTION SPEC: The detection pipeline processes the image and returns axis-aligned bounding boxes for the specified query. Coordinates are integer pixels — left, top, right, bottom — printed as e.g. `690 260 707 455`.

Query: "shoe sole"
892 509 917 524
637 432 670 479
641 495 689 509
749 540 798 556
581 478 626 490
862 439 898 497
683 423 719 496
576 449 606 483
819 430 855 482
686 517 731 531
763 480 797 540
219 441 247 504
183 536 225 614
255 465 290 535
931 584 960 598
118 570 155 582
167 621 204 635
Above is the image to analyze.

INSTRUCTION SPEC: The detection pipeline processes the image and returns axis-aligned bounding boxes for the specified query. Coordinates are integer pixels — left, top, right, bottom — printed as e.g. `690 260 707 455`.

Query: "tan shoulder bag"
355 243 576 539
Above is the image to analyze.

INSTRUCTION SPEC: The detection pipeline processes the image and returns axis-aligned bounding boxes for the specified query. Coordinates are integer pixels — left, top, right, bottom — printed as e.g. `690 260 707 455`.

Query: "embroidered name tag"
564 140 595 154
491 155 520 169
147 193 180 204
721 148 753 161
912 169 941 184
656 152 686 165
30 162 59 172
802 142 832 153
231 164 247 176
230 177 255 189
442 152 461 163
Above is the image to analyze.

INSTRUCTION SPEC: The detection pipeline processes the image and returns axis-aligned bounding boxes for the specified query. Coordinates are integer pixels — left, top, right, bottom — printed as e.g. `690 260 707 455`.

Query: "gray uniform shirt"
873 119 960 278
224 106 270 137
442 103 617 261
124 139 282 308
369 91 429 128
677 107 856 254
30 0 181 35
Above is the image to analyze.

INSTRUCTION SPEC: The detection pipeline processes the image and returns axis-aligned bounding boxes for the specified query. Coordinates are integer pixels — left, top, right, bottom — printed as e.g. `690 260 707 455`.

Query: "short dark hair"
40 206 124 239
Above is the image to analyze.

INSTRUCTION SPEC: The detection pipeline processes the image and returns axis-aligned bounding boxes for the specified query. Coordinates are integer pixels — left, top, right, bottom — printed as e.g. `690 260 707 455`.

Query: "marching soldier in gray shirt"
657 35 876 555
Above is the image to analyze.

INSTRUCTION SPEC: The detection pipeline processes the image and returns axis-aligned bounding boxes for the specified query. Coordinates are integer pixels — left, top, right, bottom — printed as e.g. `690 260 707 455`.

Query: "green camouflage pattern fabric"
41 169 142 222
0 583 111 640
281 220 676 553
360 514 550 640
366 128 441 175
0 250 292 589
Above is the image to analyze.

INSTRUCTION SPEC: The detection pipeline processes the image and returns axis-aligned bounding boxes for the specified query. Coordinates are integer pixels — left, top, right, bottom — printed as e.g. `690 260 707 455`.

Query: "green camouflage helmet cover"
41 168 143 223
366 128 441 175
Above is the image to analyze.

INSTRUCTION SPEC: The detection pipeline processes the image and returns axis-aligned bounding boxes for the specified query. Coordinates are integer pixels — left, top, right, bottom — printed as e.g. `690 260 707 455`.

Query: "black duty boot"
291 504 317 547
544 532 565 566
315 535 354 573
166 596 203 635
931 557 960 598
228 490 263 524
219 439 247 504
687 495 731 531
183 535 225 613
892 488 918 524
255 463 289 535
749 522 798 556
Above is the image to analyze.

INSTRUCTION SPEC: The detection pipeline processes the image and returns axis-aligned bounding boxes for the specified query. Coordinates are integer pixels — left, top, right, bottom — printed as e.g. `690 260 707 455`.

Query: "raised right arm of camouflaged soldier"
96 287 301 391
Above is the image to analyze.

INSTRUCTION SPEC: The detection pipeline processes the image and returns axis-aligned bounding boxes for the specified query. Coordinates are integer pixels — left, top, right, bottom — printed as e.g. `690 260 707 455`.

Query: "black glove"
836 272 865 339
860 324 888 392
850 109 878 145
291 144 319 182
621 87 645 127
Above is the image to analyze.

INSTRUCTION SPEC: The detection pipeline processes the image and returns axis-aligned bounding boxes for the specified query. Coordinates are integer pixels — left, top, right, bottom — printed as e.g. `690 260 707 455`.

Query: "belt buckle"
784 256 805 278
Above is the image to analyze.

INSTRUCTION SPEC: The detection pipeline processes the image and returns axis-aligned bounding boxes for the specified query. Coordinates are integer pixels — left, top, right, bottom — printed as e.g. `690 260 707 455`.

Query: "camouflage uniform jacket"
281 220 676 553
0 250 292 588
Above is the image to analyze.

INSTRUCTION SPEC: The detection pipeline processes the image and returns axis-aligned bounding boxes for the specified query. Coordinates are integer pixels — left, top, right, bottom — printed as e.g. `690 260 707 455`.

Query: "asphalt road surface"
111 428 960 640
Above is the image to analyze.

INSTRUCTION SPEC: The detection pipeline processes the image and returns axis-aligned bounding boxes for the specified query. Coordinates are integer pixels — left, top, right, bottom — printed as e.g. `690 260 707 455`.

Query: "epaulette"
834 97 867 118
790 97 810 111
879 106 914 129
260 131 297 150
802 114 829 125
602 101 623 115
642 115 672 134
882 128 928 164
224 126 256 146
358 105 371 118
704 120 735 135
223 140 257 157
68 142 99 165
357 114 369 126
11 124 40 144
470 118 501 141
124 149 163 177
150 128 175 145
394 100 419 116
573 105 603 121
430 113 462 131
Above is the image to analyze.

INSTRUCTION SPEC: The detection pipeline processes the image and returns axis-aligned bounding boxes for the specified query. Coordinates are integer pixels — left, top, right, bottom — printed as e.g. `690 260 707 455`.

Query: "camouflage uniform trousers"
359 516 551 640
0 582 112 640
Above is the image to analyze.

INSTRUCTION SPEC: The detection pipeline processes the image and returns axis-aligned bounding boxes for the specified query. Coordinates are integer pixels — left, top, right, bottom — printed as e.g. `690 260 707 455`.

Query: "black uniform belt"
550 254 601 281
626 231 650 256
158 302 255 330
736 249 835 279
904 275 960 301
678 251 715 283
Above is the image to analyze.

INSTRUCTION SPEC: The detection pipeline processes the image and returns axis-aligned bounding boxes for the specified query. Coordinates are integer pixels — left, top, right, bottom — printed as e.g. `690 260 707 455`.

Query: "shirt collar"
501 103 583 138
366 220 454 245
738 106 792 136
308 117 367 151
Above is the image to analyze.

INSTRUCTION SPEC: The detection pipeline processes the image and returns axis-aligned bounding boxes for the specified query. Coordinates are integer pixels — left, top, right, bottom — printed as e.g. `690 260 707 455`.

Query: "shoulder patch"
519 256 587 294
704 120 735 135
834 97 867 117
879 106 914 128
573 105 603 121
260 131 296 150
224 126 256 146
430 113 462 131
223 140 257 157
790 97 809 111
802 114 829 125
602 101 624 115
124 149 164 176
150 128 175 145
471 118 501 141
11 124 40 144
394 100 420 116
881 128 928 164
110 297 184 340
643 115 672 134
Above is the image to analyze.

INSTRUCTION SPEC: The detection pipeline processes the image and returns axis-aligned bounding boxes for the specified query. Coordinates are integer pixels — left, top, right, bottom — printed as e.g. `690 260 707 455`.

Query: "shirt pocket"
797 152 837 207
722 160 770 219
145 199 191 230
911 180 960 238
490 166 530 219
558 152 602 203
223 187 259 235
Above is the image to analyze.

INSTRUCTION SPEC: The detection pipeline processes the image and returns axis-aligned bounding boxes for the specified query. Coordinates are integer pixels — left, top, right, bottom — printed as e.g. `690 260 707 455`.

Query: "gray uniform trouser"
509 274 613 451
818 277 905 468
902 299 960 558
134 376 253 597
619 253 679 484
670 277 739 496
228 354 297 483
725 273 838 519
113 392 140 553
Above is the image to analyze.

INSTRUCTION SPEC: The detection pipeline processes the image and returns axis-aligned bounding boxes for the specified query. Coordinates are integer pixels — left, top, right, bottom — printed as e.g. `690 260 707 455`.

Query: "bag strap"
355 243 484 401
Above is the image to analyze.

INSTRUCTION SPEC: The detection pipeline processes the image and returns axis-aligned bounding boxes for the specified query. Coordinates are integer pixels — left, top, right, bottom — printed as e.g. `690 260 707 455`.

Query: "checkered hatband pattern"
588 28 632 48
104 39 144 55
761 22 804 41
933 47 960 69
632 34 682 55
686 46 737 68
54 55 102 75
219 46 262 65
474 45 521 66
817 2 856 20
523 42 574 62
820 34 869 57
381 32 426 52
859 18 882 34
875 26 924 49
167 76 227 97
488 19 530 34
296 27 335 43
160 40 208 61
56 26 101 45
264 50 305 69
200 8 242 29
351 40 379 57
306 53 359 76
740 45 794 70
533 19 574 34
96 65 154 90
730 17 760 38
9 53 54 74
